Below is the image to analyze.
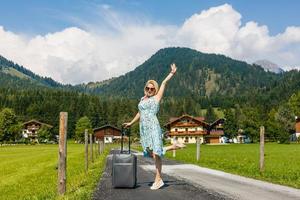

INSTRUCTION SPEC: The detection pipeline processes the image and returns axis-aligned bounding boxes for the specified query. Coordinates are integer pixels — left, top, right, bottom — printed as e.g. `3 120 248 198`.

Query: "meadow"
164 143 300 189
0 142 110 200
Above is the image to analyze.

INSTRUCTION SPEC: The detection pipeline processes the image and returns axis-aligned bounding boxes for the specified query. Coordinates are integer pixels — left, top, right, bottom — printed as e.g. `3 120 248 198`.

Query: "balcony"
167 130 207 136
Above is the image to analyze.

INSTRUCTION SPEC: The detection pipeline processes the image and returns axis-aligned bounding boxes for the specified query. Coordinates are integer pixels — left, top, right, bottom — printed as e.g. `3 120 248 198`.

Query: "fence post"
94 138 97 158
173 136 176 158
103 140 105 151
85 129 88 173
196 137 200 161
98 139 100 155
94 136 99 158
90 134 93 163
58 112 68 195
101 141 104 153
260 126 265 172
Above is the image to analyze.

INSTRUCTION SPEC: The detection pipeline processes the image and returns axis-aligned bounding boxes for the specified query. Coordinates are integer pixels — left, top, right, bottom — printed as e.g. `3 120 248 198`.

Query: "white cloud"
0 24 172 84
175 4 300 69
175 4 241 55
0 4 300 84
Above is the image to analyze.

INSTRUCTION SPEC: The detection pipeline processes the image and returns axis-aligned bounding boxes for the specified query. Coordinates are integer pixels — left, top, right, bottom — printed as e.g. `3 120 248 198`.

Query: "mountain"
91 47 279 98
254 59 284 74
0 55 74 90
1 48 300 110
75 77 116 92
87 47 300 110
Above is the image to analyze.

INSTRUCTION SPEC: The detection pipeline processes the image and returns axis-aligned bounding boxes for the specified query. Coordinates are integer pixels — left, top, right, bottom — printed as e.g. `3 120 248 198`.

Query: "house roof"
164 114 209 127
23 119 53 128
93 124 121 132
210 118 225 127
167 116 205 124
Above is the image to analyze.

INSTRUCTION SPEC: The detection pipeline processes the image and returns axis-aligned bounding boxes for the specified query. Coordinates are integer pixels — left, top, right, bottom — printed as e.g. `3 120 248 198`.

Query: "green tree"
38 125 53 143
205 106 217 123
0 108 18 142
275 105 294 144
288 92 300 117
8 122 22 142
266 108 280 141
239 107 261 142
223 108 238 138
75 116 92 143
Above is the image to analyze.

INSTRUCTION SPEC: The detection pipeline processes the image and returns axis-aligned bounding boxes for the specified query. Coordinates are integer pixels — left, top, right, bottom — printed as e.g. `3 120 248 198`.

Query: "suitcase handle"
121 127 131 153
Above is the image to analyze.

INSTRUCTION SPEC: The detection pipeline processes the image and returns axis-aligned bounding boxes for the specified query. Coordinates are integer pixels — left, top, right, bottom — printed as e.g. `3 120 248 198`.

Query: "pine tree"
205 106 217 123
223 108 238 138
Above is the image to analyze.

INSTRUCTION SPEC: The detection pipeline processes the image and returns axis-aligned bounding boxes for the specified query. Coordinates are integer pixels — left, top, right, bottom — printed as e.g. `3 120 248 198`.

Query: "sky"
0 0 300 84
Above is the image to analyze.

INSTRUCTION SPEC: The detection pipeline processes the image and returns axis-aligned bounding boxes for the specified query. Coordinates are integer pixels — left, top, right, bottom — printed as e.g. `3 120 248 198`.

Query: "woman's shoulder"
151 96 160 104
140 96 159 103
140 96 147 102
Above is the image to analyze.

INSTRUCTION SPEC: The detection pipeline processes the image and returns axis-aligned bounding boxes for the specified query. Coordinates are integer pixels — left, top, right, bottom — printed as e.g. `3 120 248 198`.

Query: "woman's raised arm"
154 63 177 102
123 112 140 128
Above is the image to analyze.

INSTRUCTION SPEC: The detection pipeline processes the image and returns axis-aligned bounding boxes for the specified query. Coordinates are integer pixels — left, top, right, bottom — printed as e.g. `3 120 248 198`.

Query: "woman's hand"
170 63 177 74
154 63 177 103
123 122 132 128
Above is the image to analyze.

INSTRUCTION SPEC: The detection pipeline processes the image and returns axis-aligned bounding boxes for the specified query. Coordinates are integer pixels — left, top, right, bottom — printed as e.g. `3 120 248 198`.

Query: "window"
175 128 178 132
185 137 189 143
185 128 188 131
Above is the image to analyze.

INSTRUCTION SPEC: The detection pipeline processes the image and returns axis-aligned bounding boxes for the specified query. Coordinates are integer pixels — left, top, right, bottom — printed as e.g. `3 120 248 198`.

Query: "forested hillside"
94 47 278 98
92 48 300 109
0 55 66 89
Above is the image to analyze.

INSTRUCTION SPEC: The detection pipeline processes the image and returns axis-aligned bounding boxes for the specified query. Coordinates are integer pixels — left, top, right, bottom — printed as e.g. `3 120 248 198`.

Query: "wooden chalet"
93 125 122 143
165 114 209 144
164 114 225 144
22 119 53 141
206 118 225 143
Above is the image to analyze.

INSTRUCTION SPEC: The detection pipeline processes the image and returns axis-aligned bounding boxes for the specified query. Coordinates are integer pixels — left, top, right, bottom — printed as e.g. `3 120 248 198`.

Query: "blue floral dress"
138 96 166 157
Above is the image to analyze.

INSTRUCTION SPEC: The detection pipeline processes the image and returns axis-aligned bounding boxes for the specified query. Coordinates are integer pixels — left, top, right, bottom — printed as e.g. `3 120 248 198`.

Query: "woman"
123 63 185 190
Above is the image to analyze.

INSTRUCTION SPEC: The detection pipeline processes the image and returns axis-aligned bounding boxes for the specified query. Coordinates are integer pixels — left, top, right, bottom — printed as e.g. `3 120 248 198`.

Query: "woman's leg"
164 142 186 152
153 153 162 182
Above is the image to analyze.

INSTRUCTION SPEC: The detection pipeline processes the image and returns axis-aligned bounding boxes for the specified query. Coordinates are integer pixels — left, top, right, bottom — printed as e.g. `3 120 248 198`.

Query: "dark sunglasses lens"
146 87 155 91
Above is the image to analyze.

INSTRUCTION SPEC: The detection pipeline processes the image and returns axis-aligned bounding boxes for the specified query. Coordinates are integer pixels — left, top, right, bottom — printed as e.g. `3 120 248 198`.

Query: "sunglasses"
145 87 155 92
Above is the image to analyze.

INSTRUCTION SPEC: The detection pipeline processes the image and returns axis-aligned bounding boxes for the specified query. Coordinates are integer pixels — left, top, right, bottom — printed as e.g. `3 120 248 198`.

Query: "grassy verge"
0 142 111 200
133 143 300 189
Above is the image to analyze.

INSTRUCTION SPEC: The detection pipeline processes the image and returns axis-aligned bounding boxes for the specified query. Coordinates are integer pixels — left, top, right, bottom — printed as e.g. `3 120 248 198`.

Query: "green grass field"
0 142 110 200
163 143 300 189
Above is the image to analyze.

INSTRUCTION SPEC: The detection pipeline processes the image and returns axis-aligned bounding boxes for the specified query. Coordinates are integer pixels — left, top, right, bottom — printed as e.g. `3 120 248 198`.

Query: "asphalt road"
140 158 300 200
93 150 300 200
93 150 229 200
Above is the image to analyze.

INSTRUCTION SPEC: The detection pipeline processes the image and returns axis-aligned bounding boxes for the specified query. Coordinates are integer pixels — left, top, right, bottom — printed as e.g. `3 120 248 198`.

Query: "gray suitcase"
112 127 137 188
